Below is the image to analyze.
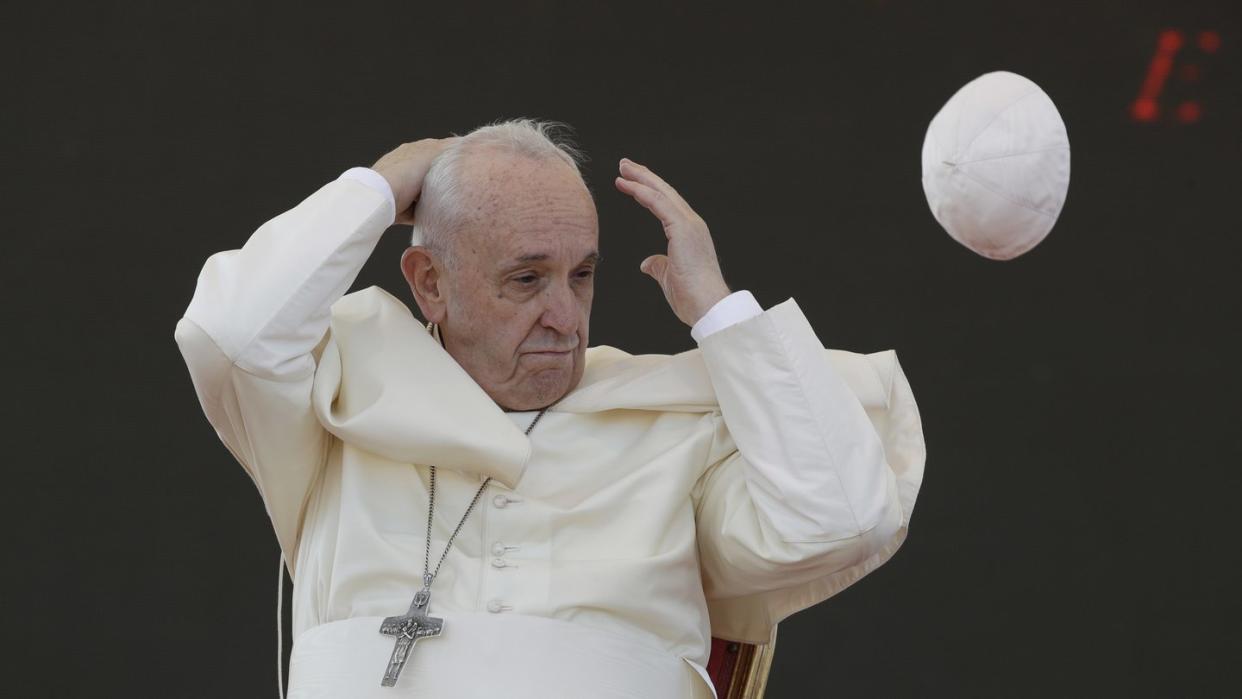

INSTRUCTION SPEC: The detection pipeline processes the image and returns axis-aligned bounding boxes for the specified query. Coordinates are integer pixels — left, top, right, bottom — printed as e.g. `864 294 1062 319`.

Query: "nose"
539 278 579 337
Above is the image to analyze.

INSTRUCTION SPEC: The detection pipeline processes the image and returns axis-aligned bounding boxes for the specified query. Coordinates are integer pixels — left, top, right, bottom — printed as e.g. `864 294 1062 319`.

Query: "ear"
400 246 448 324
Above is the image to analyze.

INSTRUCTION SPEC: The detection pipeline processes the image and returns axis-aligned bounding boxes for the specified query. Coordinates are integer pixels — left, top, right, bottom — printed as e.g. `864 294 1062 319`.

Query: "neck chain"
420 319 549 586
421 405 548 590
378 318 553 687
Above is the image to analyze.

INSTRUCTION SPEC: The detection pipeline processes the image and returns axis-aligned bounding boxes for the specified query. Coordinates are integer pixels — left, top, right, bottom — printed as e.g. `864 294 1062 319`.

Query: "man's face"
405 149 599 411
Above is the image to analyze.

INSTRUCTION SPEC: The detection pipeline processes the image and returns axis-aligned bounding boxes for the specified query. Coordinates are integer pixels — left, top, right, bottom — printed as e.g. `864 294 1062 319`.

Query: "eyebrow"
503 251 602 269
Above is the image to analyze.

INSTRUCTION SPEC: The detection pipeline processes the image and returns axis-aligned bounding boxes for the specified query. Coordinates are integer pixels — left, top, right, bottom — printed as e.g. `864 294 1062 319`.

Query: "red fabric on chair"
707 636 743 697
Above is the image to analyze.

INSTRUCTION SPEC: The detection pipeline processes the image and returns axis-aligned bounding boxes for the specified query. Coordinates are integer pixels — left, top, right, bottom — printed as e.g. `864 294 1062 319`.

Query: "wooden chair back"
705 624 779 698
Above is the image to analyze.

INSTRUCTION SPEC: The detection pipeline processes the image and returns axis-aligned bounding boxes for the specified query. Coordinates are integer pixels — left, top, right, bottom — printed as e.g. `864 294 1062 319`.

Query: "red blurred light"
1131 97 1159 122
1150 55 1173 79
1176 101 1201 123
1158 29 1184 53
1198 31 1220 53
1130 28 1210 125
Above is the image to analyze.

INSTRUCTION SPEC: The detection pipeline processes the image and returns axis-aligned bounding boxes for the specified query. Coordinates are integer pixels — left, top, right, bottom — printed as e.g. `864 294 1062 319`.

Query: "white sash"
287 613 716 698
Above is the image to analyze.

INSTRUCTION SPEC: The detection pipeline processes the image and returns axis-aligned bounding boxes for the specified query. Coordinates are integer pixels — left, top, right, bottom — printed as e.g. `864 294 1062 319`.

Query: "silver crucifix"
378 578 444 687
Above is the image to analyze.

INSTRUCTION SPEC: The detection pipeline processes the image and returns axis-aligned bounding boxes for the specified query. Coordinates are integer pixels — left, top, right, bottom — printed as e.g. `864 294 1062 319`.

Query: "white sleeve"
182 176 395 379
173 175 395 572
690 290 764 343
691 297 903 597
338 166 396 215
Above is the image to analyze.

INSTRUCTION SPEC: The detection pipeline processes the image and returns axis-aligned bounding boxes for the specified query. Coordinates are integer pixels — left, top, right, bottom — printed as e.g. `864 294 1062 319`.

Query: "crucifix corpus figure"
379 577 442 686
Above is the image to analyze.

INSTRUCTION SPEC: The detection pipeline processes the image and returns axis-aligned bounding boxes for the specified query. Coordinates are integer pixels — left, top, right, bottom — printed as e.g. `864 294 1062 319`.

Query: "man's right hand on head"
371 137 462 226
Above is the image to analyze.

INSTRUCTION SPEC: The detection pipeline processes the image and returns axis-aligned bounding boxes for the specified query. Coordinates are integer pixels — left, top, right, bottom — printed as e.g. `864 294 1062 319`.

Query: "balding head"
410 118 594 271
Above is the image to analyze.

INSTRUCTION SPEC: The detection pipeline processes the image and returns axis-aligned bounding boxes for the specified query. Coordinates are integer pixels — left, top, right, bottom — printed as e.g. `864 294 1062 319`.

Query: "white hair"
410 117 592 268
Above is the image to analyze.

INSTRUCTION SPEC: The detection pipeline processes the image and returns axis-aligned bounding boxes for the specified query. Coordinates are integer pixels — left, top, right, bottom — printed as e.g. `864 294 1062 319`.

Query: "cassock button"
492 494 508 509
491 541 508 556
491 557 508 568
486 599 509 613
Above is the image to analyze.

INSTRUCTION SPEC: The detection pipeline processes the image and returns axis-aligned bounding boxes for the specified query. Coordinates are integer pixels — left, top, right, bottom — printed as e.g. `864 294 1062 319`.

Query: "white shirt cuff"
690 289 763 343
338 166 396 221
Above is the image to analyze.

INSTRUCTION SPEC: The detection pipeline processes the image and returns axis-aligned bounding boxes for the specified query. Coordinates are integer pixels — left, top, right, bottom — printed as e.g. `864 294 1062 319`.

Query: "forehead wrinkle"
477 181 593 225
449 153 597 269
461 148 592 215
499 249 600 272
470 189 597 250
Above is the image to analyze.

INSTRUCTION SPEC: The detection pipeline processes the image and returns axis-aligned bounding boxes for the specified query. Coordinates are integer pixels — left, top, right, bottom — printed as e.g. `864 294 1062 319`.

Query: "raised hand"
371 137 463 225
614 157 732 328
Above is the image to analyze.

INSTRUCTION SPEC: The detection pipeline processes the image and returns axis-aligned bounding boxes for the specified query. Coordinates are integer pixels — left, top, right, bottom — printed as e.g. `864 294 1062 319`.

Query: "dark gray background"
7 0 1239 696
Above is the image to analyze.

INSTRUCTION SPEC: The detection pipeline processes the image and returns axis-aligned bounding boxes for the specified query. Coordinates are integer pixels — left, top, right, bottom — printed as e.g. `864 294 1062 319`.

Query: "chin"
503 369 579 411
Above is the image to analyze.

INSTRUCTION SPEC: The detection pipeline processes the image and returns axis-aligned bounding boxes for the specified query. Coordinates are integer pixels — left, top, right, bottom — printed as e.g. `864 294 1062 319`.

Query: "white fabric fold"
691 289 763 342
338 166 397 216
286 614 713 698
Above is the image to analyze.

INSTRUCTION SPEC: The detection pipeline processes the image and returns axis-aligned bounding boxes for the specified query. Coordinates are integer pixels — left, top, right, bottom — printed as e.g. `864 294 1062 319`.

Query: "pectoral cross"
378 579 444 687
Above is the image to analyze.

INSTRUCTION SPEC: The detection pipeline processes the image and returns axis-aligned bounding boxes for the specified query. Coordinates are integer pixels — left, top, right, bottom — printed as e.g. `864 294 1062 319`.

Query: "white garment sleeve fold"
690 289 763 343
173 175 396 573
691 297 903 599
338 166 396 214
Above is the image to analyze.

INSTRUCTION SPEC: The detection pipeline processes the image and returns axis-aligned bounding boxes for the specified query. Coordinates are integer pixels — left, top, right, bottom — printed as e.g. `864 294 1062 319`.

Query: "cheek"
578 291 593 328
488 300 541 358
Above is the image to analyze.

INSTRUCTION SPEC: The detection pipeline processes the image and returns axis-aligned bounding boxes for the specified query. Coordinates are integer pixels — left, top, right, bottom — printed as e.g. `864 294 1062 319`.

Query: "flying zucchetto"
921 70 1071 260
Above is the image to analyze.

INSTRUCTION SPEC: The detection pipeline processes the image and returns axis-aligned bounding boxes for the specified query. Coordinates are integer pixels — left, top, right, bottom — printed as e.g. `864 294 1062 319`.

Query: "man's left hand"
614 158 732 328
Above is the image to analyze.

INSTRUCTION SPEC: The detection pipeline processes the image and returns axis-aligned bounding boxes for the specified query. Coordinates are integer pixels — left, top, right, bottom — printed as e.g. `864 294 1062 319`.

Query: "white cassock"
173 169 927 698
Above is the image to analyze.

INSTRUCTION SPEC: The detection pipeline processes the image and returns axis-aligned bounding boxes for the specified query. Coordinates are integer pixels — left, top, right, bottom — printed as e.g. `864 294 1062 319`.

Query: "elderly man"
174 118 925 698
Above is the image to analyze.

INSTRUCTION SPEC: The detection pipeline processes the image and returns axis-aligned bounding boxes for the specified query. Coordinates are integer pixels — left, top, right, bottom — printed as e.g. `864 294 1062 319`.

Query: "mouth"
525 349 573 356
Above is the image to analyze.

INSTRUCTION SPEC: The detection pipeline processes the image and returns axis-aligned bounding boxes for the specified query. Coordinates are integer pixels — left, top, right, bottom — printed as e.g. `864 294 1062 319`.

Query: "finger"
640 253 669 280
618 158 692 214
614 176 684 234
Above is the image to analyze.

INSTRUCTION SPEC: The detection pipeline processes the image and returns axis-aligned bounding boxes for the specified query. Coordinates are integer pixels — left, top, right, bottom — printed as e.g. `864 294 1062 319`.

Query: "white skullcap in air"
921 70 1071 260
